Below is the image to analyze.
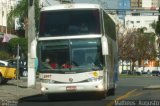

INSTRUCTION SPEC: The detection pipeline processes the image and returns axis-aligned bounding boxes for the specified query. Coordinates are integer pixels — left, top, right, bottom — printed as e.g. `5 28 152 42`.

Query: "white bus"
32 3 118 98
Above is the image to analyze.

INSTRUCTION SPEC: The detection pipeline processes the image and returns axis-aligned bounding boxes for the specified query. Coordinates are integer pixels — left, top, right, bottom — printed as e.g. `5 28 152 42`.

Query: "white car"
0 60 8 66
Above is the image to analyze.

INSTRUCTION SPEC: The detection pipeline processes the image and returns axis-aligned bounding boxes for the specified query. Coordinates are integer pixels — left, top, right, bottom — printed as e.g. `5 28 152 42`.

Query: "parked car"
121 70 129 74
141 71 148 76
0 60 8 66
135 71 141 75
151 70 160 76
0 60 16 84
141 71 147 74
7 59 28 77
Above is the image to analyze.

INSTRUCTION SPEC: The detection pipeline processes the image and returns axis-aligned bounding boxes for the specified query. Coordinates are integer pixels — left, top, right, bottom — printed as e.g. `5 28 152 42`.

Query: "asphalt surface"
0 78 41 101
0 76 160 106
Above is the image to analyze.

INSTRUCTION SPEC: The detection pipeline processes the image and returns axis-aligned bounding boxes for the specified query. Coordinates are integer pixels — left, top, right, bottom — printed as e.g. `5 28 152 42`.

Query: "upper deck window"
39 9 100 37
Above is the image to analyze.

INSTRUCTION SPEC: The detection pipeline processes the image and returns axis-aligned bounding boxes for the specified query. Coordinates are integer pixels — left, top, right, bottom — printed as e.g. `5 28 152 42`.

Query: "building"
142 0 159 10
125 15 158 33
123 0 159 32
130 0 142 9
118 0 130 21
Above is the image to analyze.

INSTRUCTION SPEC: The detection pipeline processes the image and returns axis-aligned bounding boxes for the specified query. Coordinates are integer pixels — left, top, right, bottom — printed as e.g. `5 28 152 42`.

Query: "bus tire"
107 87 115 96
102 92 107 99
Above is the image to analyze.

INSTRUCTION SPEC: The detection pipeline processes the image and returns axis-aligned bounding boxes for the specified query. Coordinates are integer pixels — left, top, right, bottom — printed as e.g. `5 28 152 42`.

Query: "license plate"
66 86 77 91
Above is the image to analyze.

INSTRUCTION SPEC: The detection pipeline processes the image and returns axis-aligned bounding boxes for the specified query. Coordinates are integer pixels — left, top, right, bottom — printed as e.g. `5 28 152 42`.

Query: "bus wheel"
102 92 107 99
107 87 115 96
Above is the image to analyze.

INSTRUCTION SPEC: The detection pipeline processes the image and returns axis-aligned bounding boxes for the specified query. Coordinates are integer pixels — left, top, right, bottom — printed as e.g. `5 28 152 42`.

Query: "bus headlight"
41 79 55 84
88 76 103 82
97 84 104 90
41 87 46 91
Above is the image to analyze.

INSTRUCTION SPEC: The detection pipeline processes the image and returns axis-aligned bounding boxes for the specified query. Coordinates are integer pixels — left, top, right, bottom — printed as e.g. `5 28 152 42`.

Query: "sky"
73 0 119 9
41 0 119 9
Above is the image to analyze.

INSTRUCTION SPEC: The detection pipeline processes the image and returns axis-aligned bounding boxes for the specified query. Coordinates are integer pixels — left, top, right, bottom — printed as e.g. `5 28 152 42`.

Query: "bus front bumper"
40 80 104 94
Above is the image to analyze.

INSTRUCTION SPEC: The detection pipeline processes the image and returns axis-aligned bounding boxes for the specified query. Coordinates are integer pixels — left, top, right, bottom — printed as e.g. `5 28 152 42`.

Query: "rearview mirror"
101 36 109 55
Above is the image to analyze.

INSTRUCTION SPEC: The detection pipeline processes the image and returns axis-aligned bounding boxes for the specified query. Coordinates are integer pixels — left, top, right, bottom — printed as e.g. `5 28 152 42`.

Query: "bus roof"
41 4 101 11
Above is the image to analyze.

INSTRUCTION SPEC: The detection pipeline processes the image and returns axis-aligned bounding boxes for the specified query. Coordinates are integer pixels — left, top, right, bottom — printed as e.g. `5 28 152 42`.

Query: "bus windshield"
39 9 100 36
39 39 103 73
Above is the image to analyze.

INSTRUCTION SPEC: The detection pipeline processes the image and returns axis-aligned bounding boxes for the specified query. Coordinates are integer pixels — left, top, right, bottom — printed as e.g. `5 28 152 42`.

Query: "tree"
8 0 27 36
155 7 160 36
7 38 28 58
0 51 12 60
8 0 73 37
135 29 156 70
8 0 40 37
118 28 156 73
155 21 160 36
150 8 160 58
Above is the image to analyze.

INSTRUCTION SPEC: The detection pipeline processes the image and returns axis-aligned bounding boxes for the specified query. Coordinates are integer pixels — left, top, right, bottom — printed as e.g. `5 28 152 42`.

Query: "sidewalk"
143 85 160 90
0 78 41 101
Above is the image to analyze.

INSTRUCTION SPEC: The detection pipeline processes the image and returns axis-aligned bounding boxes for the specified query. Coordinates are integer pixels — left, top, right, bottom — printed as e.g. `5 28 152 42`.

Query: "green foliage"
8 38 28 56
156 21 160 35
118 28 156 71
0 51 12 60
35 0 41 31
8 0 28 30
8 0 40 32
150 21 156 30
118 28 156 61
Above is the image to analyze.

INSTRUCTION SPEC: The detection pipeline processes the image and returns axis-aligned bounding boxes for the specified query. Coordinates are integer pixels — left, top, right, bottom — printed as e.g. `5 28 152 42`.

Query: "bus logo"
69 78 73 82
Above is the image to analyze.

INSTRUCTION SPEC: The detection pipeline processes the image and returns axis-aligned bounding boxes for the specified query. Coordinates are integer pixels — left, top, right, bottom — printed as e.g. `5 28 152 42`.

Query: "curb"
143 85 160 90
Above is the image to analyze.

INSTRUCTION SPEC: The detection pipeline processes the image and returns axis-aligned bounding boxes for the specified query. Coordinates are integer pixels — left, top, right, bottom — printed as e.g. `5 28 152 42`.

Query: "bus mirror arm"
30 39 37 58
101 36 109 55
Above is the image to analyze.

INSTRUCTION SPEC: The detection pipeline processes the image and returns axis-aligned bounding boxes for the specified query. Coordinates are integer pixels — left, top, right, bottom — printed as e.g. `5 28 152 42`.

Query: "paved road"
116 77 160 100
0 76 160 106
0 78 41 101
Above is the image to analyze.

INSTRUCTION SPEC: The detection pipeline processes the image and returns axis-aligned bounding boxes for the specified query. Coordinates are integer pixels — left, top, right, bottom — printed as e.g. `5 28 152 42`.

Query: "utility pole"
28 0 36 88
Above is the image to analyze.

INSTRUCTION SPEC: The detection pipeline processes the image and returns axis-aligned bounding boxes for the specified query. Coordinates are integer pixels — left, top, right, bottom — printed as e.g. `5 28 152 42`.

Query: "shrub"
0 51 12 60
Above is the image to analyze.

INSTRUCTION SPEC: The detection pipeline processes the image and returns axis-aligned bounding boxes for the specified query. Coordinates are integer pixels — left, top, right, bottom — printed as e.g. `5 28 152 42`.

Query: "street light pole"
28 0 36 88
